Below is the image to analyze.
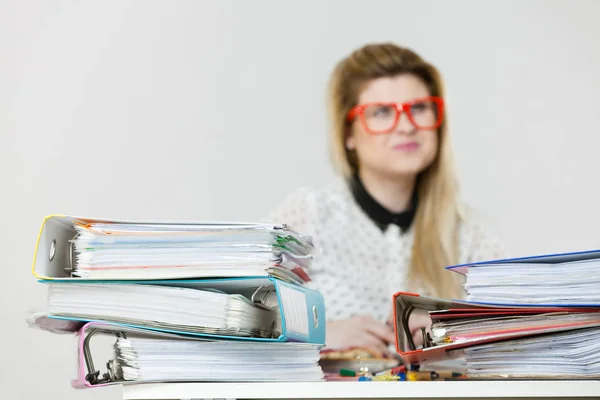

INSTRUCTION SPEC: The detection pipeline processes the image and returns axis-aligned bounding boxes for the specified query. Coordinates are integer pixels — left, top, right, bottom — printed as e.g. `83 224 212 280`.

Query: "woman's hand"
325 315 396 357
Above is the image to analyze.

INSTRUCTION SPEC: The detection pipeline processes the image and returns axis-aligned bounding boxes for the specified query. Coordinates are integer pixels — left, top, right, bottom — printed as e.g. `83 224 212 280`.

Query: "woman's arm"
266 187 419 356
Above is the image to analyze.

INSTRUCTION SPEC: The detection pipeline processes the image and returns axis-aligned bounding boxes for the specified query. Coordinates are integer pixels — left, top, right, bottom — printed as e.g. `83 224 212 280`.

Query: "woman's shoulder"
266 179 352 229
457 203 508 263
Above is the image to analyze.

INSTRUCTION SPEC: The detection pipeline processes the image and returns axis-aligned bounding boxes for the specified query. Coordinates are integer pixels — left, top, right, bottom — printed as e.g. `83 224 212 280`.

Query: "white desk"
122 381 600 400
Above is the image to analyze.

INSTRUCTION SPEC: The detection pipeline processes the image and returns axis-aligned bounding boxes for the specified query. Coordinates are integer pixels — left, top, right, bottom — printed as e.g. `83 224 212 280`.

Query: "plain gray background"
2 0 600 398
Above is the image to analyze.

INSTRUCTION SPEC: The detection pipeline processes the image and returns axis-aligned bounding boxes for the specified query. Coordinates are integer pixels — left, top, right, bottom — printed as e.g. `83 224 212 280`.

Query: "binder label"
278 285 309 336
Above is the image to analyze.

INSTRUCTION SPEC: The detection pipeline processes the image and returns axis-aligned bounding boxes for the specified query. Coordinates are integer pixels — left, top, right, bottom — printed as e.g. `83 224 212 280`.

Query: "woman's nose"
394 112 416 134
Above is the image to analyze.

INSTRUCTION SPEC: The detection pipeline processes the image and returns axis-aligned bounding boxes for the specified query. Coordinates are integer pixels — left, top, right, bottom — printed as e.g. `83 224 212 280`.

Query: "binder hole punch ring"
312 305 319 329
65 240 75 275
84 328 126 385
402 304 417 351
49 239 56 262
251 286 275 310
269 320 277 339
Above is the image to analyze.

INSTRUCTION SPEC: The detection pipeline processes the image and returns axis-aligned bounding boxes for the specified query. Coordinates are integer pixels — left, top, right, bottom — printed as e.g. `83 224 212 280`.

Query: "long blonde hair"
328 43 463 299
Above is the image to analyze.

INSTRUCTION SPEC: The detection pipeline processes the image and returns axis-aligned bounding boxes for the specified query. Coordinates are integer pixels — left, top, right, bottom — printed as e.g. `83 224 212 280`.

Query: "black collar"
349 175 417 233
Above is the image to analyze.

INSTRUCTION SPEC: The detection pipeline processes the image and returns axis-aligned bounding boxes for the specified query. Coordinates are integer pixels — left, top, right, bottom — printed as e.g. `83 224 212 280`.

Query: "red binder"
392 292 600 365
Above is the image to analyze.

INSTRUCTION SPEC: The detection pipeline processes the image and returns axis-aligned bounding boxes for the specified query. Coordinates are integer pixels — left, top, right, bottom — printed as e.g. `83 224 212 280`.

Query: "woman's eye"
370 105 395 118
410 102 429 114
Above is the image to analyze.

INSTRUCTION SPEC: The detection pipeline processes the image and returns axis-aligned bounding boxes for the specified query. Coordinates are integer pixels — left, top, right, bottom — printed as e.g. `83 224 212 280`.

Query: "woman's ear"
345 132 356 151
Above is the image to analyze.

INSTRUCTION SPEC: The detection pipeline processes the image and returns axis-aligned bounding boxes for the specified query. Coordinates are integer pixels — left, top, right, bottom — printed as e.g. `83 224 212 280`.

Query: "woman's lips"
392 142 420 151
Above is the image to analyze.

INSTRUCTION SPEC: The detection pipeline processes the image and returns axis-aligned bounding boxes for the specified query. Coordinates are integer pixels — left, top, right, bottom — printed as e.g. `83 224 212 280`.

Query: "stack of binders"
391 250 600 379
28 215 326 388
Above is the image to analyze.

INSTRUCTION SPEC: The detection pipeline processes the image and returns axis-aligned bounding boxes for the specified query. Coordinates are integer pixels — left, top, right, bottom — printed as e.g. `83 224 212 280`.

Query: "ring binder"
446 249 600 306
33 215 314 283
33 277 326 344
392 292 600 365
73 322 324 387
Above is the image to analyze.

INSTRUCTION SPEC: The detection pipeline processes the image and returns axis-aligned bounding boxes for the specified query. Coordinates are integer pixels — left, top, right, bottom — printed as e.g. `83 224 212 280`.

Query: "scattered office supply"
319 347 399 374
406 371 463 381
326 365 407 382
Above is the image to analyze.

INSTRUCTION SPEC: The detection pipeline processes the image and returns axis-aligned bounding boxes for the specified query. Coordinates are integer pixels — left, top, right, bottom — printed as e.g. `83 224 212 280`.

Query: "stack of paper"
420 328 600 379
69 322 323 385
115 334 323 382
446 250 600 306
462 328 600 378
45 282 278 338
70 220 313 283
28 215 326 388
393 248 600 380
430 311 600 345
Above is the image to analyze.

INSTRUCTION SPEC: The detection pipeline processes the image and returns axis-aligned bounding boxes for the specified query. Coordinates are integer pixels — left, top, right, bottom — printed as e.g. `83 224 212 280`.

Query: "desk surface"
121 381 600 399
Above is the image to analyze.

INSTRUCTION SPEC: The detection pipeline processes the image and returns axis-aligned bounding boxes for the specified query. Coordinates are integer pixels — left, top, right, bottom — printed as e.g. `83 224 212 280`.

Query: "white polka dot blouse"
267 177 506 323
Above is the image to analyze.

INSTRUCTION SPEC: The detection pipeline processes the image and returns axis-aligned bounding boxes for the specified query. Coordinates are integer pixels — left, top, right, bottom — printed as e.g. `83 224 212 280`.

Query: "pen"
359 374 403 382
406 371 463 381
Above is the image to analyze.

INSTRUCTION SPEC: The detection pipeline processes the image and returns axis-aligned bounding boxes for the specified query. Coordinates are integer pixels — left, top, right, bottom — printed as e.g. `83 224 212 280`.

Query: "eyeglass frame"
346 96 445 135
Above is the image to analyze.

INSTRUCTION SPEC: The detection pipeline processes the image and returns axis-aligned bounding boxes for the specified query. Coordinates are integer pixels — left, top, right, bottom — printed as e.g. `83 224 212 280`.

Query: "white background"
2 0 600 399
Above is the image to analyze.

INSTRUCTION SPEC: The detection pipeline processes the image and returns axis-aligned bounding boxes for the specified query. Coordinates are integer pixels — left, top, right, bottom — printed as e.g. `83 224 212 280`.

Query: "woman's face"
346 74 440 179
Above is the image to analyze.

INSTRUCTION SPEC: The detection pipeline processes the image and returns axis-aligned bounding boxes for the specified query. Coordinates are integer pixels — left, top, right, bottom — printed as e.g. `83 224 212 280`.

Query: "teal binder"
33 276 326 345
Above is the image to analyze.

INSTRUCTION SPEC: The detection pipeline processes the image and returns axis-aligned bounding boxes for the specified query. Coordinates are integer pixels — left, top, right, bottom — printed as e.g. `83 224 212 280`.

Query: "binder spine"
275 280 325 345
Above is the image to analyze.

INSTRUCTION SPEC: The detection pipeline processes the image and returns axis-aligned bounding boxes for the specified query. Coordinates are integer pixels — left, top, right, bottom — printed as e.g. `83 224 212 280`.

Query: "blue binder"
34 276 326 345
445 249 600 307
447 248 600 274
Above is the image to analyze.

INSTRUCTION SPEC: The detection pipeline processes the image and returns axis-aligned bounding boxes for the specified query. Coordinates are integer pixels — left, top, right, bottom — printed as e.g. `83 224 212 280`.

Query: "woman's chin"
378 161 431 178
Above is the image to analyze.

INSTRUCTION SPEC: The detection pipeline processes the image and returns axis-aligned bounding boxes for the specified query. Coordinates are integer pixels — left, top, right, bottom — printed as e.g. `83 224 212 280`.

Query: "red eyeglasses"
346 96 444 135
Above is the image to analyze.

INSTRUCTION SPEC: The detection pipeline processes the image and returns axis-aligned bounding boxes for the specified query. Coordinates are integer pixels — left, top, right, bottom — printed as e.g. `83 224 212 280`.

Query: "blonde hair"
328 43 463 299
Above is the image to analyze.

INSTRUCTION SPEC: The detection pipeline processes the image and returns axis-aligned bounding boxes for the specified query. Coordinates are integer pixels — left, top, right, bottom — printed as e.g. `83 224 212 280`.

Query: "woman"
268 42 505 356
